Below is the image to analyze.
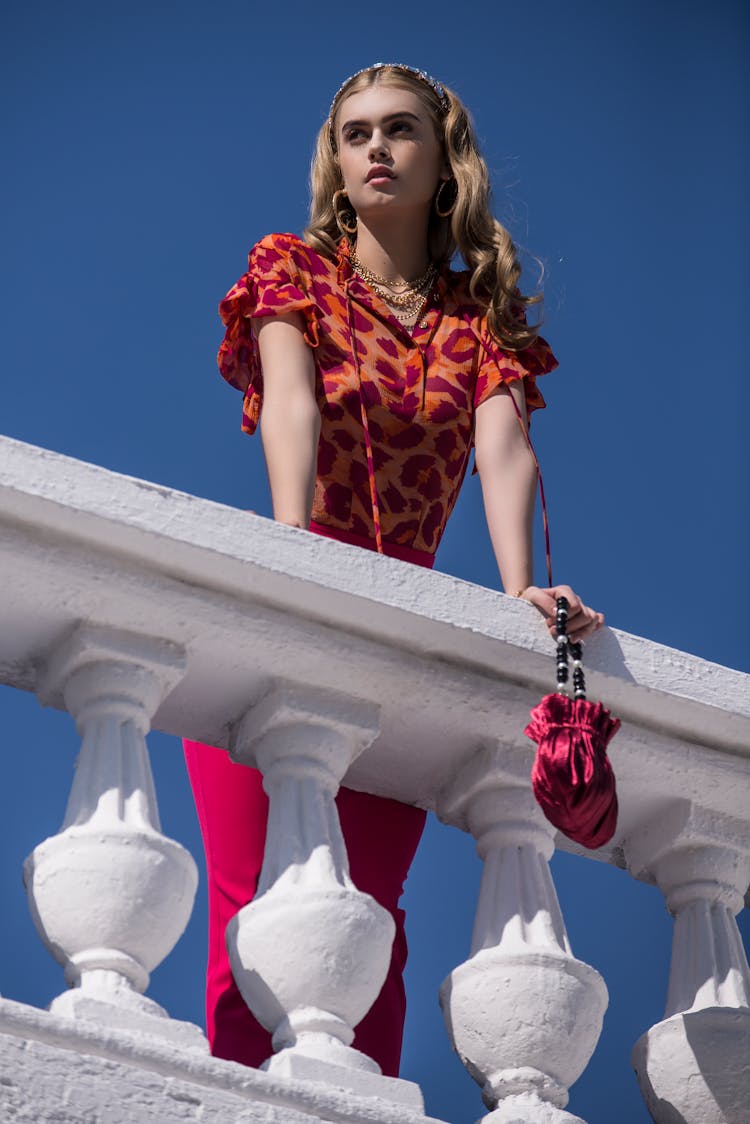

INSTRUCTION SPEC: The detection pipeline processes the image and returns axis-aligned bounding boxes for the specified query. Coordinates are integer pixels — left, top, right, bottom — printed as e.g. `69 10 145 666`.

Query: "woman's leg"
338 788 426 1076
183 739 272 1067
184 740 426 1077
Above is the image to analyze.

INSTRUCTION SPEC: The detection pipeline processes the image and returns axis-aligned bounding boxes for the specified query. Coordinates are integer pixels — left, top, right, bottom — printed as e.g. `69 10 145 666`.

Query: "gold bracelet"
514 588 527 599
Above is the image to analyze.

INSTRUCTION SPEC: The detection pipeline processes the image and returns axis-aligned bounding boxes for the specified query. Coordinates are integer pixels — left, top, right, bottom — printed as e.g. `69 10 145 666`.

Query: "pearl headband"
328 63 450 122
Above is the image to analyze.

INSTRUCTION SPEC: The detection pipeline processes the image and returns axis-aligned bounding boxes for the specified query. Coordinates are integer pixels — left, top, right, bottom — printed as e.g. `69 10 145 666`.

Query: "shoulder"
249 232 334 282
439 267 557 377
441 266 488 321
442 265 473 294
251 231 307 257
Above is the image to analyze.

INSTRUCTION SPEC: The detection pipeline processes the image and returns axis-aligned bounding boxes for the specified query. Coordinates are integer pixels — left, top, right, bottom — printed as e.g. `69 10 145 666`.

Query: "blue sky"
1 2 748 1122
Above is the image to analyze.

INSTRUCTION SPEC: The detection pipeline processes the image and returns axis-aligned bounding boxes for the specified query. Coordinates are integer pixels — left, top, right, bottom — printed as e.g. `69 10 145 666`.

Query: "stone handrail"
1 434 748 1124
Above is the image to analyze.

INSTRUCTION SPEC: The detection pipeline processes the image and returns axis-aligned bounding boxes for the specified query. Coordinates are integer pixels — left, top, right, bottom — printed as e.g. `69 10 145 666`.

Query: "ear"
440 162 453 182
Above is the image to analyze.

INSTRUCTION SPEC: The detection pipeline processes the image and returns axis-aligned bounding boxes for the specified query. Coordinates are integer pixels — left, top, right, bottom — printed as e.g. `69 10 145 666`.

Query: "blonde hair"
304 65 542 351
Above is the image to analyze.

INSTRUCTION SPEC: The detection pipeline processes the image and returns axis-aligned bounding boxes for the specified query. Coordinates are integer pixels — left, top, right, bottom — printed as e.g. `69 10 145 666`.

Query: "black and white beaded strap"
555 596 586 700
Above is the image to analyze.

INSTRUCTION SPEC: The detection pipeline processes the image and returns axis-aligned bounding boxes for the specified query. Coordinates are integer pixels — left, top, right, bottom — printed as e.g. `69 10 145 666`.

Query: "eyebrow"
340 111 422 131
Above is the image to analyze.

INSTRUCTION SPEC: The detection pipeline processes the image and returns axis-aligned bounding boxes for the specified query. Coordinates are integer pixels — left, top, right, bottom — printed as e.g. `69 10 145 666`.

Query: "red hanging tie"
346 285 384 554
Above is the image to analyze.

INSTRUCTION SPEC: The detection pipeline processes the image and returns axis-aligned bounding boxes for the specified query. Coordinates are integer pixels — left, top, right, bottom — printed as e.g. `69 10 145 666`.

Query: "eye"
389 120 412 135
343 127 367 143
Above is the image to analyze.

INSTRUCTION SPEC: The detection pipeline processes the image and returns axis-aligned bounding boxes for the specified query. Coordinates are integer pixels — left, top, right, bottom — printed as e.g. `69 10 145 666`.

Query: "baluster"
626 802 750 1124
23 624 203 1047
226 681 423 1107
437 743 608 1124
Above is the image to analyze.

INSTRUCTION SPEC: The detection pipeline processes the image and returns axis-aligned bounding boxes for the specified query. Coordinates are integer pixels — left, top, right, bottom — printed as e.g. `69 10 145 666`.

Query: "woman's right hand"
519 584 604 643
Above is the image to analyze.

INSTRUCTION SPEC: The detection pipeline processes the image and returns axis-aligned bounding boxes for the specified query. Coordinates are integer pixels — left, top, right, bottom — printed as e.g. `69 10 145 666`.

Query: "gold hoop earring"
333 189 358 235
434 178 457 218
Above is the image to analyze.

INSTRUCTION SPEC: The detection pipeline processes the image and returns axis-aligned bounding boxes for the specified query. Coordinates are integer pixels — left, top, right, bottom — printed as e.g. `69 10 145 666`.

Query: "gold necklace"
351 252 436 292
350 252 437 326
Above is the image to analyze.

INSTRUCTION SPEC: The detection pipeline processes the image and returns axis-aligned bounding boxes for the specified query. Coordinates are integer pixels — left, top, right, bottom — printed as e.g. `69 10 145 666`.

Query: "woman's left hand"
518 584 604 642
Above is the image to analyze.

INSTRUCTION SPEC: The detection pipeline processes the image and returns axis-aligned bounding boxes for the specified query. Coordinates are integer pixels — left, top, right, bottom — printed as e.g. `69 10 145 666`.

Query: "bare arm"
474 384 603 641
474 383 536 594
254 313 320 528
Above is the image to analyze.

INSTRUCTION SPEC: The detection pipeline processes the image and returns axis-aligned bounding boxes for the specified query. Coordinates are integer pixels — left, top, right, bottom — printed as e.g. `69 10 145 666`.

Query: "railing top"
1 434 749 860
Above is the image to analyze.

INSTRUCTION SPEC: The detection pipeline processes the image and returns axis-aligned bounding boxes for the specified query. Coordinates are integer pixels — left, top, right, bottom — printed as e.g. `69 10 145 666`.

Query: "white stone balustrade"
438 743 608 1124
0 433 749 1123
627 802 750 1124
22 623 204 1047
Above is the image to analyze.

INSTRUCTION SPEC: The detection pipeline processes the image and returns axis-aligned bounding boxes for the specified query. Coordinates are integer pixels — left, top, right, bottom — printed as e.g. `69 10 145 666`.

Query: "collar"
336 237 354 286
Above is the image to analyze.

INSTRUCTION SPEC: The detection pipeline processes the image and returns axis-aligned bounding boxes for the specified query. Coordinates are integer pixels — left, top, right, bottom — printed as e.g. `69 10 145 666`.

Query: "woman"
184 62 603 1080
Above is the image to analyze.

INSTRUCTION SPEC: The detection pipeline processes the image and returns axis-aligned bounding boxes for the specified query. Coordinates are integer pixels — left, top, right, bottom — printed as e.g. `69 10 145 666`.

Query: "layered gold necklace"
350 251 437 327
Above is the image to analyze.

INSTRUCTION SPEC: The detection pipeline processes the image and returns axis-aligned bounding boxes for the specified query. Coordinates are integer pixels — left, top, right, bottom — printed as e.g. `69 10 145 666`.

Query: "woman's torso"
219 232 555 556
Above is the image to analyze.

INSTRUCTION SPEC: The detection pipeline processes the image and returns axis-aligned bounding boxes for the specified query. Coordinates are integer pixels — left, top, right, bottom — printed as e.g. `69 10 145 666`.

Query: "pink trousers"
184 520 434 1077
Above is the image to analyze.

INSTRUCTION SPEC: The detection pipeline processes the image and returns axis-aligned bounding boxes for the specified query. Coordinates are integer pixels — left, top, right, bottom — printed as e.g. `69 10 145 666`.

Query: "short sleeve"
473 330 558 417
217 233 320 435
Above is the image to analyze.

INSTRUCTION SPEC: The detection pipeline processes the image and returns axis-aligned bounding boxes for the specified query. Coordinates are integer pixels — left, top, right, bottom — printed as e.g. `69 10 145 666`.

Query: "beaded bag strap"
554 596 586 699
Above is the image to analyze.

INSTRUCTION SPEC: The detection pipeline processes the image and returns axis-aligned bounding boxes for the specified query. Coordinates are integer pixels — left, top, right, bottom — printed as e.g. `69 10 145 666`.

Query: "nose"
368 130 391 162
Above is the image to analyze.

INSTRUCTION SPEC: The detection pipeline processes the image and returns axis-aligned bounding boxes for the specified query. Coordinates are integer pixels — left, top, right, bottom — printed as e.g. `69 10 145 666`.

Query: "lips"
366 165 395 182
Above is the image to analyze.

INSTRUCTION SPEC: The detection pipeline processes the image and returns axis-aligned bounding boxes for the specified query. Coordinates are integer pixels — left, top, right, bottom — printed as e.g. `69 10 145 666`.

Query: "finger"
514 586 554 619
561 603 600 635
545 586 588 625
551 584 581 610
536 601 558 623
525 589 604 636
556 591 604 628
527 589 558 618
568 612 604 642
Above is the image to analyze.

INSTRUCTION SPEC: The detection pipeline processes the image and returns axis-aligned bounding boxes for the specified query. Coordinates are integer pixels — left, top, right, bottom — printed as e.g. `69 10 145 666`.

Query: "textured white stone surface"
483 1094 587 1124
631 1009 750 1124
0 999 448 1123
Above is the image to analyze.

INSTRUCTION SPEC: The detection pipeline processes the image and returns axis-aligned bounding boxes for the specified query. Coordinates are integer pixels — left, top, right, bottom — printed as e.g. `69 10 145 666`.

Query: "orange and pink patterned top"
218 232 557 556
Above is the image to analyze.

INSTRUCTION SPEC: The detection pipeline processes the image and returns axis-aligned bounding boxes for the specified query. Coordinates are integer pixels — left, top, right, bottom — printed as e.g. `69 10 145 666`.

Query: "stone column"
23 624 203 1047
437 743 608 1124
226 681 423 1108
626 802 750 1124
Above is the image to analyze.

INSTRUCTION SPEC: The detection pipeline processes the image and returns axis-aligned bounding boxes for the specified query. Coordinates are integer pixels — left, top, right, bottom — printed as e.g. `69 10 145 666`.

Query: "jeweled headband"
328 63 450 120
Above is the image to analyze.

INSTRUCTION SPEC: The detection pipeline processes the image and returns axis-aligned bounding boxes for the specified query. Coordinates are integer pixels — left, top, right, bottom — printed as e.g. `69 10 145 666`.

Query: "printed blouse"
218 232 557 555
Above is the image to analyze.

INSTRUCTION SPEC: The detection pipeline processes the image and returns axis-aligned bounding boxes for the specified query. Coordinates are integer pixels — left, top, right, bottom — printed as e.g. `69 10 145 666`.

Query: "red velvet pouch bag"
525 597 620 849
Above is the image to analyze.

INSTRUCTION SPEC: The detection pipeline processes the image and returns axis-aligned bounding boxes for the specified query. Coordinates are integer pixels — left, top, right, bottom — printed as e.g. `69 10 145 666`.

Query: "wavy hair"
304 65 542 351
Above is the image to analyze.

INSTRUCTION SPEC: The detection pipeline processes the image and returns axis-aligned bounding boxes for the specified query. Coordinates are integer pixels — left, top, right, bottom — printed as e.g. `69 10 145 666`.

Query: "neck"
353 214 431 283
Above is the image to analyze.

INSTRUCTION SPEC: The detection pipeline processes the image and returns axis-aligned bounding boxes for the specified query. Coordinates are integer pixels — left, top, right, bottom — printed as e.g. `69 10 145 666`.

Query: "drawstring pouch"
525 596 620 849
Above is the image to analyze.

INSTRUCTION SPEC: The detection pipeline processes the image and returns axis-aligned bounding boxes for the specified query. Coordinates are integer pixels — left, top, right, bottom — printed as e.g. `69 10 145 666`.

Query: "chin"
358 196 421 219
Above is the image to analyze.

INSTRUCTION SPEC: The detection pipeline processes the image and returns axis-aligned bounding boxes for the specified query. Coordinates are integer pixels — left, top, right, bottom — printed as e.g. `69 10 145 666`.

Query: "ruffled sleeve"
473 329 558 417
217 233 320 435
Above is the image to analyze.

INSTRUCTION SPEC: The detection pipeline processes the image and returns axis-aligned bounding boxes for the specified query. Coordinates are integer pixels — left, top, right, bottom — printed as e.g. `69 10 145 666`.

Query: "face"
334 83 449 221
